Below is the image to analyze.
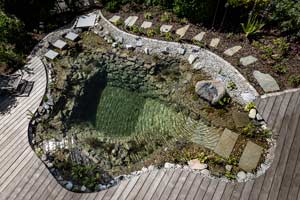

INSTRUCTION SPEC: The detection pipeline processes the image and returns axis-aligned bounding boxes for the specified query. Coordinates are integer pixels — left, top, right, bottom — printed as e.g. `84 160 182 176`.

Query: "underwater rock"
195 80 226 105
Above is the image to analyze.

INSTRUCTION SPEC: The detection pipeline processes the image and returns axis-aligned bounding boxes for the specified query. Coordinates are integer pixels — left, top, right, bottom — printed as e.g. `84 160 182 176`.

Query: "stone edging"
260 87 300 99
96 10 259 106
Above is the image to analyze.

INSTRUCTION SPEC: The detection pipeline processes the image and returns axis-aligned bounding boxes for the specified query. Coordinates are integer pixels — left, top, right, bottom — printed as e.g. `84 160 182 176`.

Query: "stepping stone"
239 141 263 172
240 55 258 66
210 38 220 48
214 129 239 159
176 25 190 38
232 111 250 128
253 70 280 93
160 25 173 33
124 16 138 27
44 50 59 60
141 21 152 29
52 39 67 50
109 15 121 24
193 32 206 42
65 32 79 41
224 46 242 56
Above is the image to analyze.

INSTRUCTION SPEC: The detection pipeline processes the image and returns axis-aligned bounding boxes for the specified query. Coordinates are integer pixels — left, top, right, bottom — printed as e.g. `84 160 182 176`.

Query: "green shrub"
288 75 300 87
164 32 173 41
241 14 265 38
272 38 289 56
273 64 288 74
144 12 153 20
146 29 156 37
160 12 171 22
244 102 256 112
227 81 237 90
105 0 121 12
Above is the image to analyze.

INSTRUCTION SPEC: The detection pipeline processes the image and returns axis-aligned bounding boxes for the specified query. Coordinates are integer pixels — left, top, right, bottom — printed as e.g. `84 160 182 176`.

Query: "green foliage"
179 17 188 24
164 32 173 41
242 122 256 137
288 75 300 87
244 102 256 112
129 25 142 34
160 12 171 22
217 97 231 107
272 38 289 56
227 81 237 90
227 156 238 166
241 14 265 38
144 12 153 20
273 64 288 74
0 11 23 43
146 28 156 37
105 0 121 12
227 0 269 9
225 171 236 180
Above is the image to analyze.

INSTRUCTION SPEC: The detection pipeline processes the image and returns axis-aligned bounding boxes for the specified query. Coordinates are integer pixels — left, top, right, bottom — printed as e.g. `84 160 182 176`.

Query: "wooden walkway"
0 57 300 200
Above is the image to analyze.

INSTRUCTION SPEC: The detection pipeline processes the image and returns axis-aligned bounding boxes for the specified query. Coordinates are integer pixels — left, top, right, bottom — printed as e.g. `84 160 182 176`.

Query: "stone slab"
253 70 280 93
210 38 220 48
160 25 173 33
44 50 59 60
239 141 263 172
176 25 190 38
141 21 152 29
224 46 242 56
240 56 258 66
214 128 239 159
65 32 79 41
232 111 250 128
193 32 206 42
124 16 138 27
52 39 67 50
109 15 121 24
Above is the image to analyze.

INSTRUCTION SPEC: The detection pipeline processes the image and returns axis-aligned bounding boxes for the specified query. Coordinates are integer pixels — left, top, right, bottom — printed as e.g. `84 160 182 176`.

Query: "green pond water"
74 86 220 150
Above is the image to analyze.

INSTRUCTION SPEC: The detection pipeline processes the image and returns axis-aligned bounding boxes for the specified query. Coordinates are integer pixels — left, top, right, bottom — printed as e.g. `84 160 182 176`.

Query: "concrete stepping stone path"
124 16 138 27
193 32 206 42
210 38 220 48
240 55 258 66
224 45 242 56
109 15 121 24
253 70 280 93
214 128 239 159
141 21 152 29
239 141 263 172
176 25 190 38
160 25 173 33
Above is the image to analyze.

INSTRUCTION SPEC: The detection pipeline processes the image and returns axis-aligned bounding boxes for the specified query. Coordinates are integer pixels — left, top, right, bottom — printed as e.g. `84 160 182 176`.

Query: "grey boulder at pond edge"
195 80 226 105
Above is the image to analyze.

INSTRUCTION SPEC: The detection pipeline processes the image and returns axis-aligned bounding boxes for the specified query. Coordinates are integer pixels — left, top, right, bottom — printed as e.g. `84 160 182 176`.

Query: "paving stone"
240 55 258 66
124 16 138 27
178 47 186 55
52 39 67 50
44 50 59 60
160 25 173 33
193 32 206 42
109 15 121 23
141 21 152 29
232 111 250 128
224 45 242 56
253 70 280 93
210 38 220 48
214 128 239 159
176 25 190 38
239 141 263 172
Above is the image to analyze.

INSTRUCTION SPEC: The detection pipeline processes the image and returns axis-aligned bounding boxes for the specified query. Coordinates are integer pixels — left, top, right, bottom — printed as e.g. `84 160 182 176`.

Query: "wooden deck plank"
262 96 277 122
118 175 141 200
143 170 166 200
102 182 122 200
202 178 219 200
94 190 108 200
134 170 159 200
149 170 174 200
193 177 211 200
267 92 300 200
159 169 183 200
230 183 245 200
176 172 197 200
167 170 190 200
256 98 268 114
126 172 150 200
266 95 284 130
44 181 63 200
220 183 235 200
240 180 254 200
110 179 130 200
211 181 227 200
184 174 203 200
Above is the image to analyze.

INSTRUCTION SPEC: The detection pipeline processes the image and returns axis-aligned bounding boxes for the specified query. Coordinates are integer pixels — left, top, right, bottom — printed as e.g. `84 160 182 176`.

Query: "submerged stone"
195 80 226 105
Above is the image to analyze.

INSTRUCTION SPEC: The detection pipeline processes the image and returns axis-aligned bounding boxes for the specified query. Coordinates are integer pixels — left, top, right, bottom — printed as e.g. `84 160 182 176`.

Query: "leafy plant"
225 171 236 180
227 81 237 90
242 122 256 137
241 14 265 38
164 32 173 41
244 102 256 112
179 17 188 24
146 29 156 37
288 75 300 87
273 38 289 56
105 0 120 12
130 25 141 34
144 12 153 20
217 97 231 107
273 64 288 74
160 12 171 22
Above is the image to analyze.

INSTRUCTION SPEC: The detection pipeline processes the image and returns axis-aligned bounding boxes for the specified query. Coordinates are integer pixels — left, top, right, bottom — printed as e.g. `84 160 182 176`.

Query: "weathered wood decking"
0 57 300 200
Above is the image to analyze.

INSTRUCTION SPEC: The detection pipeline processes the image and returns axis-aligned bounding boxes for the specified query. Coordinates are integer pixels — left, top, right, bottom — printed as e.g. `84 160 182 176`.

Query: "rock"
237 171 246 182
160 25 173 33
240 56 258 66
65 181 73 190
144 48 150 55
116 37 124 44
188 54 198 64
239 141 263 172
253 70 280 93
224 46 242 56
162 47 170 54
112 42 118 48
81 185 87 192
201 169 210 176
241 92 256 103
195 80 226 105
188 159 207 170
225 165 232 172
214 129 239 159
178 47 186 55
98 184 107 190
176 25 190 38
164 162 175 169
109 15 121 24
125 44 135 50
124 16 138 27
136 40 143 47
249 109 257 119
232 111 250 128
256 113 263 121
210 38 220 48
193 32 206 42
141 21 152 29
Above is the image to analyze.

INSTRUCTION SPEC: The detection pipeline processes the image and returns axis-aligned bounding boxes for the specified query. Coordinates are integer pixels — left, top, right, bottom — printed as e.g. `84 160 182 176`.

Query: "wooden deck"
1 57 300 200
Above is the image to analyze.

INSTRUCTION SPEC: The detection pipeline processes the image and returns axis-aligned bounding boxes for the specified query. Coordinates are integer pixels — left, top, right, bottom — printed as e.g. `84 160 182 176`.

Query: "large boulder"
195 80 226 105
